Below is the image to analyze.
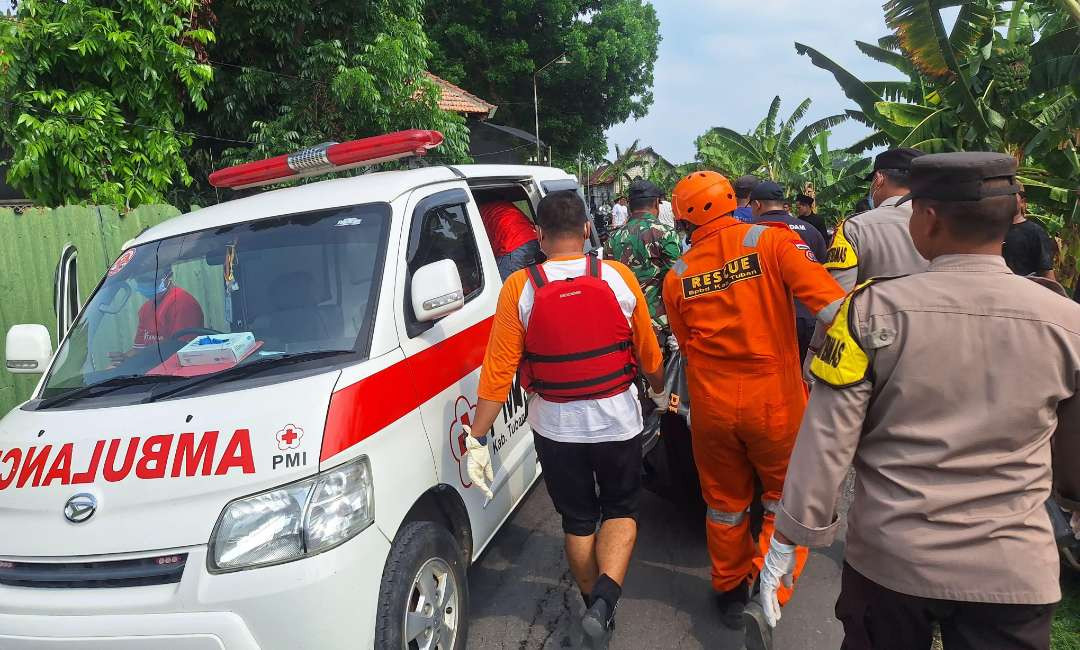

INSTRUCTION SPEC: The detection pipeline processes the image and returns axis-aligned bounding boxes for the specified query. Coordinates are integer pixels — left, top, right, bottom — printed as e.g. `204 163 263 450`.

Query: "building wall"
0 205 179 414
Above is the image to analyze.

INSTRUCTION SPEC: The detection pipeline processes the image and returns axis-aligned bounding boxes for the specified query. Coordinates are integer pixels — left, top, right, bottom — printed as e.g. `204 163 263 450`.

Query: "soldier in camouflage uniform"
607 179 683 342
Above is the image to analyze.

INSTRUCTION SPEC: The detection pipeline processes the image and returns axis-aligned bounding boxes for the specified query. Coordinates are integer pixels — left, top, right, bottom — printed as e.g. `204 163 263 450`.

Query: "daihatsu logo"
64 493 97 524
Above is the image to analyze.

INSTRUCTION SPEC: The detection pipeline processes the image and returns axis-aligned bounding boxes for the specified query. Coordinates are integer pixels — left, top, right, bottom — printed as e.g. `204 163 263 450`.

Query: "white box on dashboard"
177 332 256 367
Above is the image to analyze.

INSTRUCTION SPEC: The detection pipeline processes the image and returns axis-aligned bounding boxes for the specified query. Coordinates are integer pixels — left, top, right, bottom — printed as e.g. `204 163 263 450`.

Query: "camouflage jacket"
606 212 682 333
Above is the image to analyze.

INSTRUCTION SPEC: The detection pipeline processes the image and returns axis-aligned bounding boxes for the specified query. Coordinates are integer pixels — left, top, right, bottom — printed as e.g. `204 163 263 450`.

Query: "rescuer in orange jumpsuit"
662 172 846 648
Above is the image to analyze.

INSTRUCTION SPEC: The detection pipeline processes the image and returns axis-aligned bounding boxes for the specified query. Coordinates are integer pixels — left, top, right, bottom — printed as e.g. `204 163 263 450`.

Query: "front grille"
0 553 187 588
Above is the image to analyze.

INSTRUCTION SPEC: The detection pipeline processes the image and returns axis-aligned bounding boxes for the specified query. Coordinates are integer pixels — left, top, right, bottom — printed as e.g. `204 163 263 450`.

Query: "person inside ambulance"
109 266 204 367
661 171 846 649
463 190 665 646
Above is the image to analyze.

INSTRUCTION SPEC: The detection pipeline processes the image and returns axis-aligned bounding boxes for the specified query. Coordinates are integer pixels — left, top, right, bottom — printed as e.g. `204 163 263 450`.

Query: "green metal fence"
0 205 180 415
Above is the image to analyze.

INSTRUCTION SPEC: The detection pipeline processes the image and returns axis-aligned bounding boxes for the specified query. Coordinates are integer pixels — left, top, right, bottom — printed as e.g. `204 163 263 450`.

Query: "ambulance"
0 130 629 649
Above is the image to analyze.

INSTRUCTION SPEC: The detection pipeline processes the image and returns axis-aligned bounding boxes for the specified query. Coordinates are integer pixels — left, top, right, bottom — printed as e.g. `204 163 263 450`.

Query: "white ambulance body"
0 138 604 649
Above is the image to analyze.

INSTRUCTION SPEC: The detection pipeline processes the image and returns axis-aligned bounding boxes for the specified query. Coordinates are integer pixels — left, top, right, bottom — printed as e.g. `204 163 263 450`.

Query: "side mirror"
6 325 53 374
411 260 465 323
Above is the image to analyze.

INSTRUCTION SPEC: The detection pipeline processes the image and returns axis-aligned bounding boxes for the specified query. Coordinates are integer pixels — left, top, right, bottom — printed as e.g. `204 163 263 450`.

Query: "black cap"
897 152 1020 205
733 174 761 198
749 180 785 201
628 179 663 203
795 193 814 206
865 147 925 181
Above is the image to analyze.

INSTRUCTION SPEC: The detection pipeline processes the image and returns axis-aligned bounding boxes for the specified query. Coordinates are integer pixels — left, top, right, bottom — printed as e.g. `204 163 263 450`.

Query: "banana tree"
695 96 848 185
805 131 873 220
799 0 1080 282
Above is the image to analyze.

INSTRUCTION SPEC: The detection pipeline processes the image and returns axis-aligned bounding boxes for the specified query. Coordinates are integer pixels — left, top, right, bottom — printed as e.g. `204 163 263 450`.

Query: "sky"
605 0 912 164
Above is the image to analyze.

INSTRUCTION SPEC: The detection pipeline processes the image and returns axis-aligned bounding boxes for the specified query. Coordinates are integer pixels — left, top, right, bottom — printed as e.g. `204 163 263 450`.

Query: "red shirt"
133 286 204 348
478 202 538 257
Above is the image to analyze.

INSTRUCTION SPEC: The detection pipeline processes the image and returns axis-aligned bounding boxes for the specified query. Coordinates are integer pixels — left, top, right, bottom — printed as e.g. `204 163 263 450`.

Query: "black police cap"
795 193 814 205
628 179 664 202
897 152 1019 205
733 174 761 198
865 147 925 180
749 180 785 201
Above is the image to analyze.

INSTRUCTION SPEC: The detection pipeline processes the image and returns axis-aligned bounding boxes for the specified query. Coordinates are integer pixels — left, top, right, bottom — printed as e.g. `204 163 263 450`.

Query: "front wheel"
375 521 469 650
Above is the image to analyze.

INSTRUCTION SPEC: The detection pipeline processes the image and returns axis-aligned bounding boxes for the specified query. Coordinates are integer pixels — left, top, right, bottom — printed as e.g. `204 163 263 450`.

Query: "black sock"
591 574 622 612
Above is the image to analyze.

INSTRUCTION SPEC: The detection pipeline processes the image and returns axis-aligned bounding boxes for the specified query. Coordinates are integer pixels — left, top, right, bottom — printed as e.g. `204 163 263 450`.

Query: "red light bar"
209 129 444 189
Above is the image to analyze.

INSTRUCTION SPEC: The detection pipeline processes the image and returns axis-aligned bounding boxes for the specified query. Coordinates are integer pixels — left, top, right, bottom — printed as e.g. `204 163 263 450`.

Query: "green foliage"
423 0 661 164
0 0 213 207
796 1 1080 282
179 0 470 206
694 96 863 220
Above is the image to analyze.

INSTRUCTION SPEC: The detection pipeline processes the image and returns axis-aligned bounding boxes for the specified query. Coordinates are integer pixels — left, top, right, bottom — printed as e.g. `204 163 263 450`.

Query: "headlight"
209 456 375 572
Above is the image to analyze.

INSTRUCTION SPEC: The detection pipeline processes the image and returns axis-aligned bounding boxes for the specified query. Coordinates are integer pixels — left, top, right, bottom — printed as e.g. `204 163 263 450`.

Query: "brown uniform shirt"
823 196 929 292
778 254 1080 605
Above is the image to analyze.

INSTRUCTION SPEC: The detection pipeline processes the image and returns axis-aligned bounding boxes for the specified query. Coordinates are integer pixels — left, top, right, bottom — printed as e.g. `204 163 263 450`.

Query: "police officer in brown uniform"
756 152 1080 650
823 148 928 291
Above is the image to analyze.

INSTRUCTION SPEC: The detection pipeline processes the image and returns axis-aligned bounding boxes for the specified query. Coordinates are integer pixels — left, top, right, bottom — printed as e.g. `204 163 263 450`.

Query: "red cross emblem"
275 424 304 450
448 396 476 488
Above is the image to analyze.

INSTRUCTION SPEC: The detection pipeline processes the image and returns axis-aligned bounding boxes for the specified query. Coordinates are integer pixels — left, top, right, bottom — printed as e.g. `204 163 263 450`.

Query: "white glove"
758 536 797 628
647 386 669 410
463 426 494 500
1071 510 1080 541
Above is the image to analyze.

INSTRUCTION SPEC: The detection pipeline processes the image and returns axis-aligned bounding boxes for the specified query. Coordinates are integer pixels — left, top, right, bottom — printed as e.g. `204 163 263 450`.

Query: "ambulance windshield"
40 203 390 405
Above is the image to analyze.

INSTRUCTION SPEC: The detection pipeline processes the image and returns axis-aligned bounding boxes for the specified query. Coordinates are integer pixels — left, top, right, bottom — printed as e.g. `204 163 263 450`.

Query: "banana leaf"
855 41 916 75
905 138 956 153
1030 26 1080 64
846 130 894 154
777 98 813 151
790 113 849 150
1026 55 1080 96
866 81 926 104
874 101 938 127
701 128 765 167
795 42 884 118
898 107 958 148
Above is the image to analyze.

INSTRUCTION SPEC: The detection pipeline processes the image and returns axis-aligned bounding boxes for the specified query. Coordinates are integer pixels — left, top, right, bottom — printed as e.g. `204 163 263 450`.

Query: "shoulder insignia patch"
681 253 762 299
673 258 688 277
809 279 874 388
794 242 817 262
824 220 857 271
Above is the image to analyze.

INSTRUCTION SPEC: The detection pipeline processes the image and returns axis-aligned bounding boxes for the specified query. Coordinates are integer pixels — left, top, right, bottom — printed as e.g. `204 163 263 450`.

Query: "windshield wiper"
143 350 355 403
37 375 178 410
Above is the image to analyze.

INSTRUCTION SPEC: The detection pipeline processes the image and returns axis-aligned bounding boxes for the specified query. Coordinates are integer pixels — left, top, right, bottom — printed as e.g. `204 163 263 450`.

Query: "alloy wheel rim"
403 557 459 650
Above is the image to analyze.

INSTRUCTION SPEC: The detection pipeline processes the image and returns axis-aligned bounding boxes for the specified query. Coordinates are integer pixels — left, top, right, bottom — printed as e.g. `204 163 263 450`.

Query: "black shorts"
533 433 642 536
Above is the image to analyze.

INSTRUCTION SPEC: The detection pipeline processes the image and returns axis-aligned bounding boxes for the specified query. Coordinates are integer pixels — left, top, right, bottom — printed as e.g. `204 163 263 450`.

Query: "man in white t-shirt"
463 191 664 645
611 196 629 229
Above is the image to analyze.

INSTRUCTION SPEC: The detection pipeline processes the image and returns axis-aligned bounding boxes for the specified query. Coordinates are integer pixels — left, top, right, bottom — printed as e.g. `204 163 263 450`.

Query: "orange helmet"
671 171 738 226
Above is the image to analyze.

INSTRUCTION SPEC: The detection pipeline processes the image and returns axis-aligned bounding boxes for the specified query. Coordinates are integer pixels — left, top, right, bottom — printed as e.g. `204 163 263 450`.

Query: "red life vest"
520 256 637 403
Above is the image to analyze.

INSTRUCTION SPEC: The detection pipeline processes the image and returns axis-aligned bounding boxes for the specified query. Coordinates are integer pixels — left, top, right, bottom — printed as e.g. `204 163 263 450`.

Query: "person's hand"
1071 510 1080 541
758 536 797 627
666 335 680 353
463 426 494 500
646 386 669 410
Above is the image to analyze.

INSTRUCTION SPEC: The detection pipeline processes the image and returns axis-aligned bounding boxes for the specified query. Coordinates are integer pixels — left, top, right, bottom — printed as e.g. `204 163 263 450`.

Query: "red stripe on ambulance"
321 317 494 461
0 429 255 491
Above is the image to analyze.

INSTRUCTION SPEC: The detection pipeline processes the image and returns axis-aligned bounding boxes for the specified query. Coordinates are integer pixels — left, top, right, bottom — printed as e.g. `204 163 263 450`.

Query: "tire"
375 521 469 650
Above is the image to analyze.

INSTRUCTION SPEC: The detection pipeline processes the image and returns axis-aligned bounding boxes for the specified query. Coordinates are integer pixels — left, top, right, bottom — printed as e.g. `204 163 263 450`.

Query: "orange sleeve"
663 269 690 349
477 271 528 402
605 260 663 375
771 227 846 317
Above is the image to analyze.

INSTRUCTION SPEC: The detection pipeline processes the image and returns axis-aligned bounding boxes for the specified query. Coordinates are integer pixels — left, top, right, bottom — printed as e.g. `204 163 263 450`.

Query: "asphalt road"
467 476 853 649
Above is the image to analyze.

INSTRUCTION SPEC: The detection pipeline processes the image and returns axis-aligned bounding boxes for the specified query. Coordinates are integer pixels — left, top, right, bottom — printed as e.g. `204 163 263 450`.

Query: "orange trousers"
687 363 809 602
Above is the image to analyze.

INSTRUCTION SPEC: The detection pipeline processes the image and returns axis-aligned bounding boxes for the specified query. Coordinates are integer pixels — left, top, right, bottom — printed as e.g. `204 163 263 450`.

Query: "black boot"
715 580 750 629
582 574 621 642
